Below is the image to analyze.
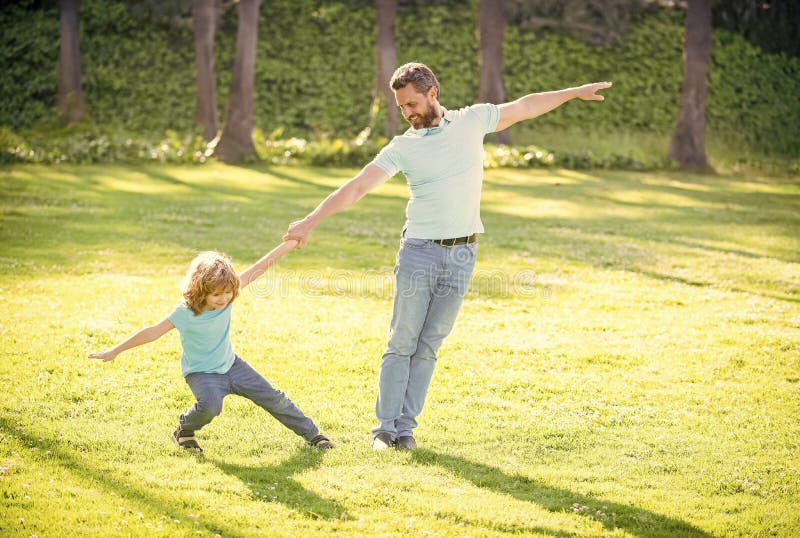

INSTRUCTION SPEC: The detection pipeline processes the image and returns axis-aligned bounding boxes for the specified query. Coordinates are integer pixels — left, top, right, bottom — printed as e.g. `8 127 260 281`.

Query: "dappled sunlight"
639 175 716 193
551 168 603 182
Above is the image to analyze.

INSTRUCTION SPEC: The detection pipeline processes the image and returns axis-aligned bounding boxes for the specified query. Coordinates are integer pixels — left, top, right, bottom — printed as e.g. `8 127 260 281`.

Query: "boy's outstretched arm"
238 239 299 289
88 318 174 362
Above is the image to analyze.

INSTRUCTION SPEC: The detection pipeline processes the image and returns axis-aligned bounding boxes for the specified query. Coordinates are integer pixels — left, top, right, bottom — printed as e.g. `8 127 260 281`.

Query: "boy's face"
204 288 234 311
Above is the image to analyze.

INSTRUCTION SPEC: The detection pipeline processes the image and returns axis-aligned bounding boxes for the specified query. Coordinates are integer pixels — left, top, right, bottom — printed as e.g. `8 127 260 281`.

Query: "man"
284 62 611 450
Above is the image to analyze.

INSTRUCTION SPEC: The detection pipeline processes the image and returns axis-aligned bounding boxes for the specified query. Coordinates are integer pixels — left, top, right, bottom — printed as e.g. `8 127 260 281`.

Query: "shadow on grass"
209 449 349 520
411 448 713 538
0 415 248 538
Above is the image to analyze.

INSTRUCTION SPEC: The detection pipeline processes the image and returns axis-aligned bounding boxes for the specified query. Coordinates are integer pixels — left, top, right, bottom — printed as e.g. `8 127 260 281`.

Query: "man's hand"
283 217 315 249
575 81 613 101
88 350 118 362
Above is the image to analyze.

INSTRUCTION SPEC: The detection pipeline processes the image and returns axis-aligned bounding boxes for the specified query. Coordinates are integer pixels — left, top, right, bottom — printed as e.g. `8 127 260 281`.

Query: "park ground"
1 163 798 537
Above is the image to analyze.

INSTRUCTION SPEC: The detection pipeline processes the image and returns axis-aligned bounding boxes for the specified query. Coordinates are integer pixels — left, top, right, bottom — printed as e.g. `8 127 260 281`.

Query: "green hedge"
1 122 676 171
1 1 798 157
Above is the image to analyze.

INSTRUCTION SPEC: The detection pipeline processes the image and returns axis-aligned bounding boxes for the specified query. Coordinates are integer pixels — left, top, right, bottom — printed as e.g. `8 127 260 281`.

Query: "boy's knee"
196 399 223 419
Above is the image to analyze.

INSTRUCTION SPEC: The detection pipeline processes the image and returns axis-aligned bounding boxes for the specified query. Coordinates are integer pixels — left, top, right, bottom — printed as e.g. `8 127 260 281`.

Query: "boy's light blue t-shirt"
371 103 500 239
168 303 236 377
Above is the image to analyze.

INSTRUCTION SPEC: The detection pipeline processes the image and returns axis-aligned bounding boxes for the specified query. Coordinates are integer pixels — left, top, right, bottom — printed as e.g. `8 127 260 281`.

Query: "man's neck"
430 103 444 127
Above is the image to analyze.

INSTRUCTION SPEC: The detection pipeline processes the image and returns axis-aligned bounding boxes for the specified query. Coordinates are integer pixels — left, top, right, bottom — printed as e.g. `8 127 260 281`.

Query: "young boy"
88 241 332 453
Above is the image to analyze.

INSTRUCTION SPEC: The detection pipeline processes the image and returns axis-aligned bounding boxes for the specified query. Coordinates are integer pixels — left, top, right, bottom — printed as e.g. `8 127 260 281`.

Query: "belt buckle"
443 237 457 247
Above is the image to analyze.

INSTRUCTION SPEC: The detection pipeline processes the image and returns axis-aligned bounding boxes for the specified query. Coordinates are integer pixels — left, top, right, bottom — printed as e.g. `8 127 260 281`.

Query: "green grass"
1 163 799 537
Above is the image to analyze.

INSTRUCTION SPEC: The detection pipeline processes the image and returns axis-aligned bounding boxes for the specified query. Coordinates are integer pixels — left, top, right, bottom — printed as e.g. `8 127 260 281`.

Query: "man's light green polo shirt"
371 103 500 239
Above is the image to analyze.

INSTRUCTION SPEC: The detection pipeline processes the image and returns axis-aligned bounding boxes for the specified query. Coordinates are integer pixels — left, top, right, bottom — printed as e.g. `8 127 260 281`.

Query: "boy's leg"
228 356 320 441
180 372 230 432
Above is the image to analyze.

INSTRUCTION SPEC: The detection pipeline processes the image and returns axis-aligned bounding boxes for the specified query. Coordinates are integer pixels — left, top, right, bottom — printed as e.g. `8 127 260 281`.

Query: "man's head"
391 62 441 129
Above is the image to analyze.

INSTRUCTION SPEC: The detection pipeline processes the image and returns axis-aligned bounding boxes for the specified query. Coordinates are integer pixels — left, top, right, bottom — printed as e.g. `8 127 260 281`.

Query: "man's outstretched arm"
283 163 390 248
495 82 612 132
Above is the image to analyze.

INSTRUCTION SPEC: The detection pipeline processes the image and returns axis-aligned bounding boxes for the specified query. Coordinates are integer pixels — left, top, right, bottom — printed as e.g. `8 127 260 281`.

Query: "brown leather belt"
432 234 478 247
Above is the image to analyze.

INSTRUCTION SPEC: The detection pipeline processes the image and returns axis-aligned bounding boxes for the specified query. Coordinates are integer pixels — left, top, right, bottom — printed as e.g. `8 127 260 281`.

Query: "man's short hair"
390 62 440 98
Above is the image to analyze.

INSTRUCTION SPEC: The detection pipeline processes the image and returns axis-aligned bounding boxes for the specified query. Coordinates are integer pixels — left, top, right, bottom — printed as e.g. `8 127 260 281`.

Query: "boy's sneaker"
172 427 203 453
307 434 334 450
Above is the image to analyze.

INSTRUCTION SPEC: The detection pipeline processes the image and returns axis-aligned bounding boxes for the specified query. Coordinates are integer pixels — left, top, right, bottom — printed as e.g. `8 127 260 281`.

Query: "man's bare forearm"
514 87 581 121
496 82 610 132
305 179 365 225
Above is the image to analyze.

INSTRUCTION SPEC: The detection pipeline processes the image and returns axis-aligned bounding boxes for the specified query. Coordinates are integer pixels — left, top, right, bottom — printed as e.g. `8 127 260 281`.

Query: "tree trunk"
193 0 219 141
215 0 261 163
478 0 510 144
376 0 398 136
57 0 84 124
669 0 713 172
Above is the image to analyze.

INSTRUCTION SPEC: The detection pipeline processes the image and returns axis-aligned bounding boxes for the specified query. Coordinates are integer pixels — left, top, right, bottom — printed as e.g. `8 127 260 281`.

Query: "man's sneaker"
371 432 394 450
395 435 416 451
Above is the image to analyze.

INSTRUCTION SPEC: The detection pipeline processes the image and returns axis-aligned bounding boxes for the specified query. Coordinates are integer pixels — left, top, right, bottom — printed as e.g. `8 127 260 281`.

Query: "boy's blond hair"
182 251 240 315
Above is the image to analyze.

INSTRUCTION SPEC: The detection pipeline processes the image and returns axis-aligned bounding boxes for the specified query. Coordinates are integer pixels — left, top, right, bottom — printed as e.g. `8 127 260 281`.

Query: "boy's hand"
88 350 118 362
283 217 315 249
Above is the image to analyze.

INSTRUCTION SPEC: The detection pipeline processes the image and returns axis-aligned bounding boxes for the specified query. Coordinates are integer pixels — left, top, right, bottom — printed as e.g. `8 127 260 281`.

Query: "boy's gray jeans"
180 356 319 442
373 237 477 440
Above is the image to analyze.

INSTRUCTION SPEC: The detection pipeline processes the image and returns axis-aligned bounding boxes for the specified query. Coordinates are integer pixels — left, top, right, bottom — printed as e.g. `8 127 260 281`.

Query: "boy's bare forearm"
89 319 173 361
239 240 298 288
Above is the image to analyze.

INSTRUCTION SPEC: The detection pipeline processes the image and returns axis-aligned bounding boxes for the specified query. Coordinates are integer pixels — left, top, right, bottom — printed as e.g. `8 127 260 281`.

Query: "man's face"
394 84 439 129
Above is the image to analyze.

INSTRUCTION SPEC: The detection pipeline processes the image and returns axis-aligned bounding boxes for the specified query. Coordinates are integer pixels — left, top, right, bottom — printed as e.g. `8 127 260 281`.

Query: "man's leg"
396 242 477 439
373 238 438 441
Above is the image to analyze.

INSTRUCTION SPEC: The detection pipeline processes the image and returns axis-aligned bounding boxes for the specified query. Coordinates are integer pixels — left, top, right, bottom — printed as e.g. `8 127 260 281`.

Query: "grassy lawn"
1 163 798 537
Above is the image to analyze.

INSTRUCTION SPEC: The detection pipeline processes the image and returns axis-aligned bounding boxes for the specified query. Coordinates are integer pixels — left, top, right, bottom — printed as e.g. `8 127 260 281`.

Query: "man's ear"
428 86 438 101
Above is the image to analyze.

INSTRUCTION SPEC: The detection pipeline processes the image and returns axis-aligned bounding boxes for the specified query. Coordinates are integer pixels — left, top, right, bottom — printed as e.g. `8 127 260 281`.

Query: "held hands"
282 217 315 249
576 81 613 101
88 350 118 362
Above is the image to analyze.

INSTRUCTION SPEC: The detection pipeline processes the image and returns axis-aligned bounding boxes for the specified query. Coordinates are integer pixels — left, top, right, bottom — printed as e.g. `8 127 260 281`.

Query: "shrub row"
1 124 672 171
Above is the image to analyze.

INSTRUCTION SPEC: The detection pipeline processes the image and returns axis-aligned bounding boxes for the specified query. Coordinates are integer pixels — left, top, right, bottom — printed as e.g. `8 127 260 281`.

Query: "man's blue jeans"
373 236 477 439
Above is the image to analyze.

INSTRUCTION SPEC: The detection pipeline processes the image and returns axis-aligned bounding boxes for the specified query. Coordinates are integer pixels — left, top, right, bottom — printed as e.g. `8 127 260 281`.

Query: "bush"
2 124 213 164
2 124 680 171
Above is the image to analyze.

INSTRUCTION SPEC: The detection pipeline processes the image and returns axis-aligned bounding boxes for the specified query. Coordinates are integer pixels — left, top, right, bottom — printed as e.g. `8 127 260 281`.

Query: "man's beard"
407 104 439 129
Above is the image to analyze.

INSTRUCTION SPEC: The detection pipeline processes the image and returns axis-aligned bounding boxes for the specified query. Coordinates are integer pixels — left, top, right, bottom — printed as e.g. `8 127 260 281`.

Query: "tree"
478 0 510 144
669 0 713 172
374 0 398 137
57 0 84 124
193 0 220 141
215 0 261 163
